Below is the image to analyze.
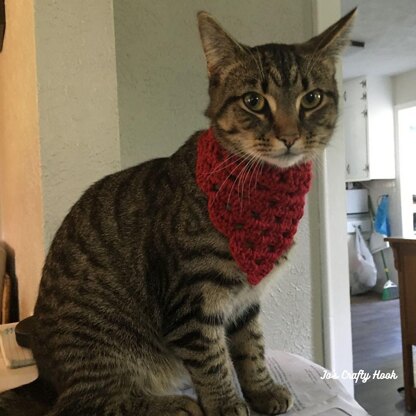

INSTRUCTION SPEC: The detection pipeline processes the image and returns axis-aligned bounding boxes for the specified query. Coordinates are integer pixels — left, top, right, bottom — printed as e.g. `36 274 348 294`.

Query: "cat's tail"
0 379 55 416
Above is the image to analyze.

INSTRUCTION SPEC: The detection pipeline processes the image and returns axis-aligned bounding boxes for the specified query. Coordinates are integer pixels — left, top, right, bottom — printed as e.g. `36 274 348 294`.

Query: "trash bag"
349 226 377 295
374 195 390 237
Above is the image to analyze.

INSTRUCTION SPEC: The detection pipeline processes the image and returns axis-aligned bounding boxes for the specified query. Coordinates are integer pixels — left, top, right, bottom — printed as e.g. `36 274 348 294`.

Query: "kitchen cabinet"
343 76 395 182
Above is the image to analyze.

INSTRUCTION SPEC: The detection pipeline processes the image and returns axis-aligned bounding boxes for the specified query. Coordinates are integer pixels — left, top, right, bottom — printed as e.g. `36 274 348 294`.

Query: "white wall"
113 0 325 362
0 0 122 316
393 68 416 237
393 69 416 240
35 0 121 248
393 68 416 106
114 0 312 168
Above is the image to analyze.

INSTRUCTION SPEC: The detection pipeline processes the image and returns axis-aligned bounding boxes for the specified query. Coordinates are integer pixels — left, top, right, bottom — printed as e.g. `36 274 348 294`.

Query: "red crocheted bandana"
196 129 312 285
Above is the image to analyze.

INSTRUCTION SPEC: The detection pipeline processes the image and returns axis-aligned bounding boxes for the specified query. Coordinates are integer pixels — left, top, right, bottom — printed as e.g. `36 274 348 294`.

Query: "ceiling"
341 0 416 80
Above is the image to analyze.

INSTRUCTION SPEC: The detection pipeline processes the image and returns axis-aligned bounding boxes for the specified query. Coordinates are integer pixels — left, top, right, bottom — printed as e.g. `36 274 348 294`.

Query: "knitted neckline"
195 128 312 285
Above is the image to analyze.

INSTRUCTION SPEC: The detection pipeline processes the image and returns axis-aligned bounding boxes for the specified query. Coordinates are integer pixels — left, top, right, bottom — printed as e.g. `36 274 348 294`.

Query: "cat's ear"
197 12 242 76
299 8 357 59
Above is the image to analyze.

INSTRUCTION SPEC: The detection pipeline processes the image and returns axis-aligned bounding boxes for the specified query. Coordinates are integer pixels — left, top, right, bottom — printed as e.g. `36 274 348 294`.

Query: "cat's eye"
243 92 266 113
301 89 323 110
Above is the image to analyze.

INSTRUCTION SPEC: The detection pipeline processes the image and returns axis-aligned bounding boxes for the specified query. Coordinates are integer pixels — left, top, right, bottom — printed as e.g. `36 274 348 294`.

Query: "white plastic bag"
349 226 377 295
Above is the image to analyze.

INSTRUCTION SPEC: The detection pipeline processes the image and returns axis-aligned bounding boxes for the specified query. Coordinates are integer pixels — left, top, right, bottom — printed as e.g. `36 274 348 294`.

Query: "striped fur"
0 10 354 416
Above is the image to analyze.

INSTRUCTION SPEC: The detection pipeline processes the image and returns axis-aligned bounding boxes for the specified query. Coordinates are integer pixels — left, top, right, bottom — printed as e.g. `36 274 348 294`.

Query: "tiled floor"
351 292 415 415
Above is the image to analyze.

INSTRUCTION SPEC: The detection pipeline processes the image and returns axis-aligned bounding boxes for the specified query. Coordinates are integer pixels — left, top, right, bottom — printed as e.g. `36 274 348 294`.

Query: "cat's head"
198 10 356 168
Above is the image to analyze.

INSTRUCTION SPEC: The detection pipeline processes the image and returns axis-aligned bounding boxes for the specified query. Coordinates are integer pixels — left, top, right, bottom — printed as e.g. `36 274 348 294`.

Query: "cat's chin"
261 153 308 169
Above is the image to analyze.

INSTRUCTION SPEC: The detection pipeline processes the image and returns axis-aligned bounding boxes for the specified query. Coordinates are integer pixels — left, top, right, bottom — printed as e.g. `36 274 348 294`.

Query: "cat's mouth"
260 150 308 169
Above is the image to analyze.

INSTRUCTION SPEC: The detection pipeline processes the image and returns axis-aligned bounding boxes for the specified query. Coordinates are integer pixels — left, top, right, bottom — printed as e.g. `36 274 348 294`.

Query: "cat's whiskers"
246 156 261 202
207 149 247 177
234 147 265 206
317 137 337 171
232 154 257 211
238 154 259 205
253 156 265 196
215 152 252 203
221 152 254 208
236 160 249 202
237 153 255 192
306 147 325 173
248 156 264 203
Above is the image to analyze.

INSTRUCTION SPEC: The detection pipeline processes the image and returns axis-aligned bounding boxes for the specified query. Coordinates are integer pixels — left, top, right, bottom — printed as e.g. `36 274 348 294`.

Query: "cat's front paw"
204 399 250 416
244 384 293 415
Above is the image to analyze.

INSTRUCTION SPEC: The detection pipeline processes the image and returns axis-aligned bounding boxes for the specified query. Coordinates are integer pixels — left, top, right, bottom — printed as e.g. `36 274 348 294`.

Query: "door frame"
313 0 354 395
394 100 416 237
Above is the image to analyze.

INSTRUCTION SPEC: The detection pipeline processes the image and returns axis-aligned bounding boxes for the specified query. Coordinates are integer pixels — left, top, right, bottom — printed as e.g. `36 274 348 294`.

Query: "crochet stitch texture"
196 129 312 285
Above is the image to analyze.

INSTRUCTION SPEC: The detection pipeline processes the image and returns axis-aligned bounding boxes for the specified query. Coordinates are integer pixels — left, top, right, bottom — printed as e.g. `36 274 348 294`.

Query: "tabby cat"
1 10 355 416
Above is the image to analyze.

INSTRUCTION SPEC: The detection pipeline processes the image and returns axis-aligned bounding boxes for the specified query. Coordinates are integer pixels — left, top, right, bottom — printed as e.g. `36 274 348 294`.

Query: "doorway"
396 104 416 237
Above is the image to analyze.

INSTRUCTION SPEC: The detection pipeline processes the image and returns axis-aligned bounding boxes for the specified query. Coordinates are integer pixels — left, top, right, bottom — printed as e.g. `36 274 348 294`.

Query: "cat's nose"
279 134 300 149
